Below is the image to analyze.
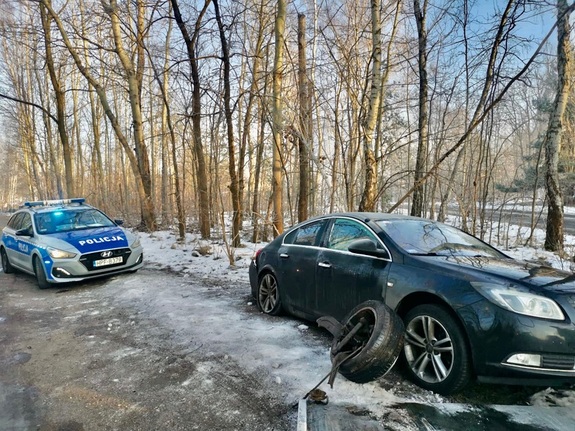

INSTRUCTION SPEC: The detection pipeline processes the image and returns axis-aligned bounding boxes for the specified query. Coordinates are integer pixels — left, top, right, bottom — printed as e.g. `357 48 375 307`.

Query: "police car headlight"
131 238 141 249
47 247 77 259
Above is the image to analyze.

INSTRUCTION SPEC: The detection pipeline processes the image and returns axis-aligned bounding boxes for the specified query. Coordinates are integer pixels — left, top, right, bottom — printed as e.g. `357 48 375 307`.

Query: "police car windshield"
34 209 116 234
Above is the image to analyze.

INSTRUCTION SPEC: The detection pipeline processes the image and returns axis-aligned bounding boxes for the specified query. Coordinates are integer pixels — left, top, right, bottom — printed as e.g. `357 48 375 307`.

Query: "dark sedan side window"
327 219 379 251
284 220 324 246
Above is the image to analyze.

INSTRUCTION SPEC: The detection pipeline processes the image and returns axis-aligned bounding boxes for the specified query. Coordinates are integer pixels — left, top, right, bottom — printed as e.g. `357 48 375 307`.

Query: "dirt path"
0 270 293 431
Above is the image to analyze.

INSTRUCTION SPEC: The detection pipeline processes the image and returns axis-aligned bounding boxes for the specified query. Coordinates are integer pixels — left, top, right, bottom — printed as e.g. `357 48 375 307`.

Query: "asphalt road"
0 269 296 431
486 207 575 236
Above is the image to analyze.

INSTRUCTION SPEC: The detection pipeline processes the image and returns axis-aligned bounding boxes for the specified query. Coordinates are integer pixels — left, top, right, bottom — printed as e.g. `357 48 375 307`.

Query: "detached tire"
331 300 404 383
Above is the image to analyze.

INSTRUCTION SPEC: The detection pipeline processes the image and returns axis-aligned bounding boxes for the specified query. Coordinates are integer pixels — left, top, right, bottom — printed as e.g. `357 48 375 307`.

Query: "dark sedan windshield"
34 209 116 234
376 219 505 258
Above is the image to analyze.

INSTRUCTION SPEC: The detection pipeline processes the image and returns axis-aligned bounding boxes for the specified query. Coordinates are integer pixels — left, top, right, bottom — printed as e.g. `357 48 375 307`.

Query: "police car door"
4 212 33 270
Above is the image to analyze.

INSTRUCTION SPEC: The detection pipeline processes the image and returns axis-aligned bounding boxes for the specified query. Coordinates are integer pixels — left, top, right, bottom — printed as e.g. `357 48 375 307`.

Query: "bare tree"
39 0 157 229
39 0 73 198
410 0 428 217
358 0 383 212
544 0 574 251
271 0 286 235
170 0 212 239
297 13 312 222
213 0 241 247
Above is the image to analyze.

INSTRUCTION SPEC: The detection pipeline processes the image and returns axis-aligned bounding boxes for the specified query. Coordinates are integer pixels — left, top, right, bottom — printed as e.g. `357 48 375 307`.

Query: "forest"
0 0 573 251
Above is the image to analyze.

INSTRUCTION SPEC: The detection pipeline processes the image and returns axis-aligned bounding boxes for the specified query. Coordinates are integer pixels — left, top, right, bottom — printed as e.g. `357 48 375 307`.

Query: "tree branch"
0 92 59 124
388 1 575 213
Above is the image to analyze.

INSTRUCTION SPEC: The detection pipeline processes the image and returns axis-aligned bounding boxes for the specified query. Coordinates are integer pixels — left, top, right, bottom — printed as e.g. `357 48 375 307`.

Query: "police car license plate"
93 256 123 267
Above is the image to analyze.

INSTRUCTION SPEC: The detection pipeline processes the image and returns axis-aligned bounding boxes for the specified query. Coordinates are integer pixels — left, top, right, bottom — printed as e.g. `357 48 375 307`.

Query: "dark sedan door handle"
279 253 289 259
318 262 331 268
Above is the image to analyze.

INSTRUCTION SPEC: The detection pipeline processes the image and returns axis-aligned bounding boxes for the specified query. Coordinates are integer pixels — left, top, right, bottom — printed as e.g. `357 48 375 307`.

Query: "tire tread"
332 300 405 383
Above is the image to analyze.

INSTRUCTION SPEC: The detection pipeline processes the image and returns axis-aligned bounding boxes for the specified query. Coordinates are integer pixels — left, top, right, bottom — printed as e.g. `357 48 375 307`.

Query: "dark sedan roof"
306 212 425 223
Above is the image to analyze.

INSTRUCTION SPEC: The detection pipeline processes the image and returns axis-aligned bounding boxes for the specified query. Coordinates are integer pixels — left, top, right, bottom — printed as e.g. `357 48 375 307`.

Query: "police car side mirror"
16 227 33 237
114 219 124 226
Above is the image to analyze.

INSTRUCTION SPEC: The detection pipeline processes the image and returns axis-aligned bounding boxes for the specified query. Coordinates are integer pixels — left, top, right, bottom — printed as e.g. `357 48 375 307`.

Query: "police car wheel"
1 248 15 274
33 256 50 290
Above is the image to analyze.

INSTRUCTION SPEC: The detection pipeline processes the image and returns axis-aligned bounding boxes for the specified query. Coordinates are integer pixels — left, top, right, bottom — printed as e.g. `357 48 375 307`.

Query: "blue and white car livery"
0 198 144 289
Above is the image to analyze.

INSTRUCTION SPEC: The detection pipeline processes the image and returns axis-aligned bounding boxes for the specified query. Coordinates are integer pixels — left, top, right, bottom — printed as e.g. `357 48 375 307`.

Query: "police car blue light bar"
24 198 86 207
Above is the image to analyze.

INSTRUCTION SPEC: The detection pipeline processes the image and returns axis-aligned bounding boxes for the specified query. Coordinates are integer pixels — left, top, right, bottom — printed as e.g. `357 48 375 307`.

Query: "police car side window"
21 213 32 230
8 213 25 230
17 213 33 234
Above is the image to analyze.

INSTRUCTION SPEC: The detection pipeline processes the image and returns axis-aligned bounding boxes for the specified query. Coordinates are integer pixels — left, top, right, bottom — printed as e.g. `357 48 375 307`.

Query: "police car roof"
22 198 89 212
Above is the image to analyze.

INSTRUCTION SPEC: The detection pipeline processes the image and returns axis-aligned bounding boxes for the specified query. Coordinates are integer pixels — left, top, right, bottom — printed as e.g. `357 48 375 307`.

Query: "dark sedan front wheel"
403 304 471 395
257 272 282 315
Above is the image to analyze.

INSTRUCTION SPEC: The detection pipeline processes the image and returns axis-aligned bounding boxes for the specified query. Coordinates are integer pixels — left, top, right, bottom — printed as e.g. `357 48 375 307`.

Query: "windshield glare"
376 219 504 258
34 209 115 234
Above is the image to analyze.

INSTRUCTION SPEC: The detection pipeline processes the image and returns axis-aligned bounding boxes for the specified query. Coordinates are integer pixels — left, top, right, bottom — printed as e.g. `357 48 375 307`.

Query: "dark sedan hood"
417 254 575 293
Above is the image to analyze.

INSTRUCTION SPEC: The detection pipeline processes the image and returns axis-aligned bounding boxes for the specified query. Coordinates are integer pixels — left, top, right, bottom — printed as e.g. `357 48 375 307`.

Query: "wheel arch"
257 264 278 281
31 250 51 277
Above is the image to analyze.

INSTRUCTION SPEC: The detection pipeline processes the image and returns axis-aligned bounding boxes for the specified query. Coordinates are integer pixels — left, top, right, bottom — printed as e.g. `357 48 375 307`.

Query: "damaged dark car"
249 212 575 395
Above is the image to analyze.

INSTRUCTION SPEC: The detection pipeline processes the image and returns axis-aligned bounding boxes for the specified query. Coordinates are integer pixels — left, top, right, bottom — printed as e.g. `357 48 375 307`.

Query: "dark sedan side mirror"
348 238 389 259
114 219 124 226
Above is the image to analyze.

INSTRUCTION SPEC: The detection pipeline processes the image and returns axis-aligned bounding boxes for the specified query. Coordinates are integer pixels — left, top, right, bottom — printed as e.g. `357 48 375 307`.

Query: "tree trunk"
147 4 185 240
358 0 383 212
213 0 241 248
544 0 572 252
297 13 311 222
105 0 156 230
272 0 286 235
411 0 429 217
171 0 212 239
251 43 270 243
39 0 74 198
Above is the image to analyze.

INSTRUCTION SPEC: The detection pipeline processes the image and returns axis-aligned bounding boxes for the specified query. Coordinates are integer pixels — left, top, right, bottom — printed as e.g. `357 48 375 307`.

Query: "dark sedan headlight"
471 282 565 321
47 247 77 259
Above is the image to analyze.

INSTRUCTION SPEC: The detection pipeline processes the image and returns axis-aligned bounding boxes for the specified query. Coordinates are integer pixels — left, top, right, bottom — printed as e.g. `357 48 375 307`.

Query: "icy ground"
135 219 575 415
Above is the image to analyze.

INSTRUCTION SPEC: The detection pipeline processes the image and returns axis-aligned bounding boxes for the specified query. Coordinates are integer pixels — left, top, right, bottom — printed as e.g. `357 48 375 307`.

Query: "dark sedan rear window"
284 220 324 246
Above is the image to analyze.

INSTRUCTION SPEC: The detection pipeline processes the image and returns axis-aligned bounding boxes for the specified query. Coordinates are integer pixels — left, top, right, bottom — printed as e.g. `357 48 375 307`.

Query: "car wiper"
409 252 439 256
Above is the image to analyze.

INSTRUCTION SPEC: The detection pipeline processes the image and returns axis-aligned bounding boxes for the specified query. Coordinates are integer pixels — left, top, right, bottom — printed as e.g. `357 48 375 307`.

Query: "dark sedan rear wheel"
33 256 50 290
257 272 282 315
403 304 471 395
1 248 15 274
331 300 404 383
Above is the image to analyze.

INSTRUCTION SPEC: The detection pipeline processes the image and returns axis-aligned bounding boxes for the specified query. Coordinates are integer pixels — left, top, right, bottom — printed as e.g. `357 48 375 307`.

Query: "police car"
0 198 144 289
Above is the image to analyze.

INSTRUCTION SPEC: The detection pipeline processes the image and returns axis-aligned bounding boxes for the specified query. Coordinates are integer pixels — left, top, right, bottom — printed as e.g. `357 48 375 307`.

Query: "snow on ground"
133 217 575 414
135 229 441 416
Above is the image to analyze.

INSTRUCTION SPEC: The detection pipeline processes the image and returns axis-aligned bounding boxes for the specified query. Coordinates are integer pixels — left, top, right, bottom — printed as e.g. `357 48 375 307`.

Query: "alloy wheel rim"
404 315 454 383
258 274 278 313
